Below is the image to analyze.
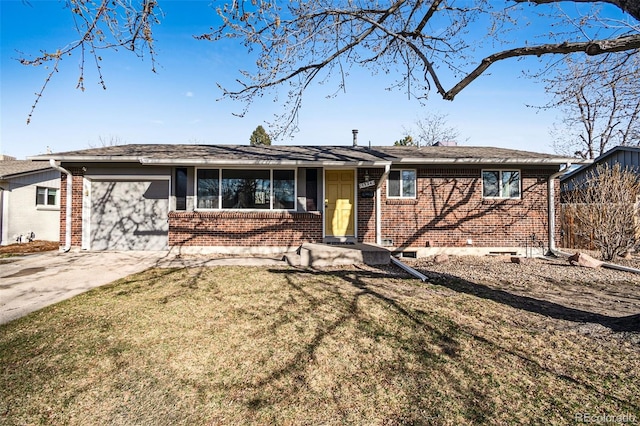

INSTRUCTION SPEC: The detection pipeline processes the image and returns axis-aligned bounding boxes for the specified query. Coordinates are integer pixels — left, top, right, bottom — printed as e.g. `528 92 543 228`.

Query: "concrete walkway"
0 251 170 325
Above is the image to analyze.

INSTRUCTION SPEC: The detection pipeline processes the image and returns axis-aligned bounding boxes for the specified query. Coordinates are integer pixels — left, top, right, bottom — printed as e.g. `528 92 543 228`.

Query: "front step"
294 243 390 268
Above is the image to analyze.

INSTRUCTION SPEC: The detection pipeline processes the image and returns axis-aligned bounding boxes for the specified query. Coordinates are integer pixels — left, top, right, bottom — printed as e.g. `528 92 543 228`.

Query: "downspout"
49 159 72 252
547 163 571 256
0 187 4 245
376 164 391 246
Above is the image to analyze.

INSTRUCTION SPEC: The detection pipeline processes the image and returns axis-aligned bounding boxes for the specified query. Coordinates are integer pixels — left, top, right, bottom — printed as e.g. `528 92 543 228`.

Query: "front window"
176 168 188 210
273 170 295 209
222 169 270 209
388 169 416 198
197 169 219 209
483 170 521 199
36 187 58 206
195 168 296 210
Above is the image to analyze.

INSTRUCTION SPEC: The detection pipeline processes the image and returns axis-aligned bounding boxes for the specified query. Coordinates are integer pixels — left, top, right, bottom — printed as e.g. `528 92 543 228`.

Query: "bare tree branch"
547 53 640 159
513 0 640 21
14 0 640 135
444 34 640 100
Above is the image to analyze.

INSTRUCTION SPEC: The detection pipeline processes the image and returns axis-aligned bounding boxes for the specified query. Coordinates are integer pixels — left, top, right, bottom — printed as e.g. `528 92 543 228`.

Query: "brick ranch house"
31 144 579 256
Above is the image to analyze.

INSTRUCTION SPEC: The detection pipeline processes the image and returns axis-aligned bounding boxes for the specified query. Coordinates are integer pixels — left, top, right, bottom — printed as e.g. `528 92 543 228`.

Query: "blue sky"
1 0 567 159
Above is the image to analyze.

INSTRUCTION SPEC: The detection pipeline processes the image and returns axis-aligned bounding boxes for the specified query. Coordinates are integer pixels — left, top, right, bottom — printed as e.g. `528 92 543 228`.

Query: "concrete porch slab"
292 243 391 268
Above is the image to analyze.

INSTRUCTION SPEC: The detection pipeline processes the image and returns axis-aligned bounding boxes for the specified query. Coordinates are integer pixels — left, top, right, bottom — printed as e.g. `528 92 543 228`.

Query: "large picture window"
482 170 521 199
222 169 270 209
196 169 295 210
36 187 58 206
388 169 416 198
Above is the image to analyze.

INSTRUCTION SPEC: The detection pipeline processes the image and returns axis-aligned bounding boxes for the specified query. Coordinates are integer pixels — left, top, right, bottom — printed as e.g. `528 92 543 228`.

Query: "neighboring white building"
0 156 60 245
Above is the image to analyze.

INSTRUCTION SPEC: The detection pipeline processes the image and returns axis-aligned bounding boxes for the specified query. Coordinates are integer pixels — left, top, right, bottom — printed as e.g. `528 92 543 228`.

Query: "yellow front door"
325 170 355 237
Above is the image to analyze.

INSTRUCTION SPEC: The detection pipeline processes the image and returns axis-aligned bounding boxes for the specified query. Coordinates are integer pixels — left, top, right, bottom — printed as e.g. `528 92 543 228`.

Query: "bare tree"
547 54 640 159
16 0 640 134
89 135 126 148
409 112 460 147
563 163 640 260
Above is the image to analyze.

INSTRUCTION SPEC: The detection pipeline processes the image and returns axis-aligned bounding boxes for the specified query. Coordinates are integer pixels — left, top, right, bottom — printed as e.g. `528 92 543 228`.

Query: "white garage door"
90 180 169 250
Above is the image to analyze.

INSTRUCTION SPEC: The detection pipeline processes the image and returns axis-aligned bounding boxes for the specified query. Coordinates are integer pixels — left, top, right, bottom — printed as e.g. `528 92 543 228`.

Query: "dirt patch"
0 241 59 257
402 255 640 343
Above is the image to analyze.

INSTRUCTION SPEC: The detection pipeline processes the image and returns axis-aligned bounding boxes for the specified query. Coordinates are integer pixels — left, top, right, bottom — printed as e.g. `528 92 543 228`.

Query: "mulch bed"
0 241 59 256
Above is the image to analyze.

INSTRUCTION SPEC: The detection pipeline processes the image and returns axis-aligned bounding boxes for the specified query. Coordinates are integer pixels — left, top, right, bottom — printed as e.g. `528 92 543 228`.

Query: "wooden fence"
560 204 595 250
561 202 640 250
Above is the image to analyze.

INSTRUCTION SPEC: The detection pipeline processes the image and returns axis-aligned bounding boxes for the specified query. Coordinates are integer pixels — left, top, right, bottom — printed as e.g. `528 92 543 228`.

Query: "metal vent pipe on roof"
352 129 358 147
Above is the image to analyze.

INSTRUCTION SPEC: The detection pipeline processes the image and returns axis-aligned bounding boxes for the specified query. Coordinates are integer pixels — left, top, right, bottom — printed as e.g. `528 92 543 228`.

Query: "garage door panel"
91 181 169 251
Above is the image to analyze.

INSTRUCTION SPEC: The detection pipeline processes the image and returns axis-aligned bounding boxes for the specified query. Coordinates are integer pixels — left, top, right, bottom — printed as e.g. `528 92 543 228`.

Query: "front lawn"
1 265 638 425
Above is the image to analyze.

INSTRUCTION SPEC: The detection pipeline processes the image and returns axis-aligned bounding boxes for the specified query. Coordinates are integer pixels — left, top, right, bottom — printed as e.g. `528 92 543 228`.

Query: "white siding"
0 170 60 245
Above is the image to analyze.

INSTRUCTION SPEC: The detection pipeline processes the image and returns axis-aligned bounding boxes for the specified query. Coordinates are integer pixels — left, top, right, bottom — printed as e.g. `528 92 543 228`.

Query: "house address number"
358 180 376 189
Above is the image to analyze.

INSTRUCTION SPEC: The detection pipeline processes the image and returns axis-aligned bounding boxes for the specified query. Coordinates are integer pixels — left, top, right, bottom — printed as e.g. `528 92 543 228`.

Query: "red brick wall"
377 167 558 249
59 168 84 248
169 211 322 247
357 168 381 243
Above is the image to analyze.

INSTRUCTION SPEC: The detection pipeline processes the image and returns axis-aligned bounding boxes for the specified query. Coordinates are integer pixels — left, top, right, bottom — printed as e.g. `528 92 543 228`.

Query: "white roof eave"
138 158 393 167
29 155 143 162
391 157 587 165
28 154 587 167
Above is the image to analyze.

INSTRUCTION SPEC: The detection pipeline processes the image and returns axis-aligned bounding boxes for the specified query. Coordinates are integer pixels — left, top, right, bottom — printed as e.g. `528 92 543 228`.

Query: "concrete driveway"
0 251 170 325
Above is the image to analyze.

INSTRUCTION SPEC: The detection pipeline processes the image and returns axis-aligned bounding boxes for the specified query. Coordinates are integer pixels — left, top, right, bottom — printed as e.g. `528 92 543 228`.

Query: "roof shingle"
0 160 53 179
30 144 579 166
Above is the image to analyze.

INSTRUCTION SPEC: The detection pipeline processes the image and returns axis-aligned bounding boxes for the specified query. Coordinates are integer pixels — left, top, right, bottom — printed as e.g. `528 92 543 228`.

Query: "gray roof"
30 144 580 166
0 160 53 180
560 145 639 182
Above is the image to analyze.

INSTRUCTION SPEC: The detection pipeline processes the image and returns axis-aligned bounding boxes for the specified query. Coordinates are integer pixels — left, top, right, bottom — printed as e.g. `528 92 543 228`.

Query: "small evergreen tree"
249 125 272 146
394 135 415 146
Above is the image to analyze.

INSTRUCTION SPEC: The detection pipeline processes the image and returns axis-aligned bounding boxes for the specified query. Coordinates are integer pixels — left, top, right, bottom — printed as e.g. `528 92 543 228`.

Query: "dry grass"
1 265 639 425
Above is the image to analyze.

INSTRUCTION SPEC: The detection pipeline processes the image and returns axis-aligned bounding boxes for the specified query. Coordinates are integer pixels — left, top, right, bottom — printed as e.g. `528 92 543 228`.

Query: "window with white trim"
197 169 219 209
222 169 270 209
36 187 58 206
482 170 521 199
196 169 296 210
387 169 416 198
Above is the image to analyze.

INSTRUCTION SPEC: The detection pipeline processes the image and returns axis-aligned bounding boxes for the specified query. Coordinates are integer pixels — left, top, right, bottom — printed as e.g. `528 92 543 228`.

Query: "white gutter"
30 156 577 166
390 257 428 282
376 164 391 246
391 157 579 165
0 187 4 245
49 159 72 252
139 158 392 167
549 249 640 275
547 163 573 255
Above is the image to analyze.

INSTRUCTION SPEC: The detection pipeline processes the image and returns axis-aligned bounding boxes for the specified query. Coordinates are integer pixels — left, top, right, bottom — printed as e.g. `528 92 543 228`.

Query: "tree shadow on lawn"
259 266 499 424
39 264 635 424
259 266 639 423
416 267 640 333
